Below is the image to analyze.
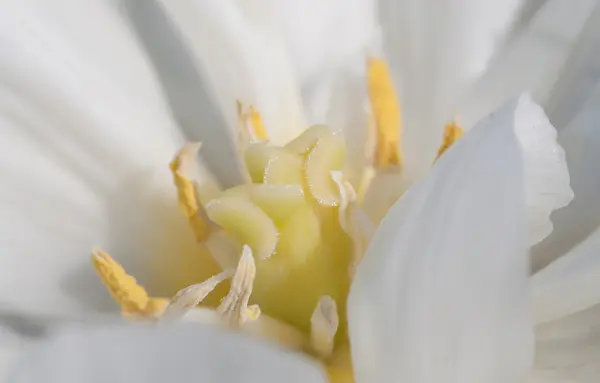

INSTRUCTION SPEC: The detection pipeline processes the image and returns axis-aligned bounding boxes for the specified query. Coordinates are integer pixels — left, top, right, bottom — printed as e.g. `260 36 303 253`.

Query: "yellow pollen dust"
435 120 463 161
237 100 268 141
367 57 402 170
170 144 211 242
91 250 168 317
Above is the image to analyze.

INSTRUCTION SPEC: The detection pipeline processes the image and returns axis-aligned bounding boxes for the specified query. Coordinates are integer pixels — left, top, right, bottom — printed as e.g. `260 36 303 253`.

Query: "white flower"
1 0 600 382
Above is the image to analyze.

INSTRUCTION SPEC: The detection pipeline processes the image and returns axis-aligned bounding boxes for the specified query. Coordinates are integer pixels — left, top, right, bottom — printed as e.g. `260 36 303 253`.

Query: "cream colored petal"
0 0 221 316
9 325 328 382
349 97 532 383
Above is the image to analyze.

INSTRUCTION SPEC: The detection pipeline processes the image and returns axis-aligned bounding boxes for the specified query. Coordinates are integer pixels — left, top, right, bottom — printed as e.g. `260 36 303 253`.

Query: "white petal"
533 227 600 324
0 324 35 382
0 1 221 316
268 0 376 86
379 0 522 174
514 94 573 246
459 0 595 129
158 0 307 146
542 1 600 129
531 81 600 269
118 1 246 187
531 303 600 382
348 97 532 383
9 325 328 383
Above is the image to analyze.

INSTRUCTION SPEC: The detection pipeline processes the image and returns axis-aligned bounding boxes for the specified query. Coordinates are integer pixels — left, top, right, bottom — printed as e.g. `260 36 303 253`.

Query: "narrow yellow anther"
435 120 463 162
367 57 402 170
91 249 166 317
237 101 268 141
170 143 211 242
248 105 268 141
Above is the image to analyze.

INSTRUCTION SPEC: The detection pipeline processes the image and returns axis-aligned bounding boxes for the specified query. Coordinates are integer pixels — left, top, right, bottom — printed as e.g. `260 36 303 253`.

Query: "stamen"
237 101 268 141
91 249 167 317
170 143 211 242
330 170 373 277
217 245 258 326
310 295 339 359
367 57 402 169
329 171 356 233
161 269 234 322
435 120 463 161
356 166 375 204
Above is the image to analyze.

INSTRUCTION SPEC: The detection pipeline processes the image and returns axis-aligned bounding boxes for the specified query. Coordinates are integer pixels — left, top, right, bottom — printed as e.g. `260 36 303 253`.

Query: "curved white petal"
0 1 222 316
514 94 573 246
8 325 328 382
158 0 307 146
531 304 600 382
533 227 600 324
531 81 600 269
379 0 522 174
348 97 532 383
459 0 595 129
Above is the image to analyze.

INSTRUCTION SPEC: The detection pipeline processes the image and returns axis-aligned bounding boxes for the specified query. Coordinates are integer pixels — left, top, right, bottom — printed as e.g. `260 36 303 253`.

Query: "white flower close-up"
1 0 600 382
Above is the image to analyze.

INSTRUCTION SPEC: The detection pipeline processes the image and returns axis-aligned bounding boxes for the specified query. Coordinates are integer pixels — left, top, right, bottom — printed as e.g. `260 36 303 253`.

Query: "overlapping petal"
9 325 328 383
348 97 532 383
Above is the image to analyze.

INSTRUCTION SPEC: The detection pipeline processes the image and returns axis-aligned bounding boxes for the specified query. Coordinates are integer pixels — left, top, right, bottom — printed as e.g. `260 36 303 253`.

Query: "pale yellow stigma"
237 101 268 141
367 57 402 170
170 143 211 242
91 250 168 317
435 120 463 161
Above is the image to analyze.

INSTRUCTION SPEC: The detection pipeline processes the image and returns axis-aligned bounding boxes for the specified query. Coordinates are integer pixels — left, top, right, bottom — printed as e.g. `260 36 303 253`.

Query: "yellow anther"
237 101 268 141
91 250 166 317
367 57 402 169
435 120 463 161
170 143 211 242
248 105 268 141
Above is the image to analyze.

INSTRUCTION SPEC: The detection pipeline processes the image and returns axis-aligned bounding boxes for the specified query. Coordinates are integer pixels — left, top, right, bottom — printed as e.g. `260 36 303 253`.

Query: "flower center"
89 57 463 381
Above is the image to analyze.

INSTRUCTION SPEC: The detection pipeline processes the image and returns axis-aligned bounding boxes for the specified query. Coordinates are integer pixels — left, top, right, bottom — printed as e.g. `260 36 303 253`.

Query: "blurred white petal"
267 0 376 86
118 0 246 188
514 94 572 246
533 227 600 324
158 0 307 146
0 325 36 382
543 1 600 128
379 0 522 176
348 97 532 383
532 81 600 269
510 0 550 36
9 325 328 383
0 0 220 316
459 0 595 130
530 304 600 382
